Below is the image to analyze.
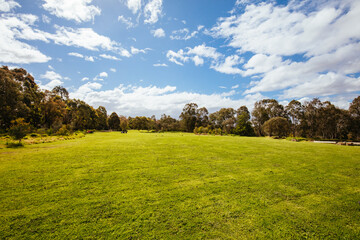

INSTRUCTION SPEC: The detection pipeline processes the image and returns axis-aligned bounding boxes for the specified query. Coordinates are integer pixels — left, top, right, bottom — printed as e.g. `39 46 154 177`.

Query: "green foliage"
263 117 290 137
8 118 30 143
1 132 360 238
108 112 120 130
56 125 70 136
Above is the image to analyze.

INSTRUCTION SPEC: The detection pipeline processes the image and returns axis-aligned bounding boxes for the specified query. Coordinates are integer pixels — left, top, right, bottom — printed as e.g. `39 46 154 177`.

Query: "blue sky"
1 0 359 117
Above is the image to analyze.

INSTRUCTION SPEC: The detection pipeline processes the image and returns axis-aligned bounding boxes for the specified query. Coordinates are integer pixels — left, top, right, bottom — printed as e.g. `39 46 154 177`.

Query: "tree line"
1 66 359 140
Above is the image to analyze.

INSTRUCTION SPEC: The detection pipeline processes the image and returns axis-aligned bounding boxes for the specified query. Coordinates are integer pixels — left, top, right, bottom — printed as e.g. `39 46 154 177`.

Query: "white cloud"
49 26 118 51
68 52 94 62
118 15 134 28
68 52 83 58
211 55 244 74
170 28 198 40
187 44 222 60
42 0 101 23
166 49 189 66
207 0 360 100
242 54 286 76
100 54 121 61
84 56 94 62
42 14 51 23
99 72 108 78
73 82 102 98
192 55 204 66
151 28 165 38
0 0 20 12
231 84 239 89
167 44 222 67
210 1 360 57
110 68 116 72
153 63 167 67
130 46 151 54
48 65 54 70
0 14 51 64
119 48 131 57
126 0 142 14
39 70 64 90
281 73 360 99
70 84 265 118
144 0 162 24
81 77 89 81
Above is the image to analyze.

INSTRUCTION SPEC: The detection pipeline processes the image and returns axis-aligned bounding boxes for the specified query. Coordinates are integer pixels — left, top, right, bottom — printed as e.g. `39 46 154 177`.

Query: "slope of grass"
1 131 360 239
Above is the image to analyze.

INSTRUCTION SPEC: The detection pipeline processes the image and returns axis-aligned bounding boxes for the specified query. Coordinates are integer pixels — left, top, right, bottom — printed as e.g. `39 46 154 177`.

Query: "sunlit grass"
1 131 359 239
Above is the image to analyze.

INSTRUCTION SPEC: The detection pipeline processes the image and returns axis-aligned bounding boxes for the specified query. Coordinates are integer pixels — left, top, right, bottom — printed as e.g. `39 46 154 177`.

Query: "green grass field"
1 131 360 239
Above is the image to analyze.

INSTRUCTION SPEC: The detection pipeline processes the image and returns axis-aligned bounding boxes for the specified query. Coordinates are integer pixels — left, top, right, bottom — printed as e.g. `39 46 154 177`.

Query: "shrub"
8 118 30 144
57 125 70 136
263 117 290 138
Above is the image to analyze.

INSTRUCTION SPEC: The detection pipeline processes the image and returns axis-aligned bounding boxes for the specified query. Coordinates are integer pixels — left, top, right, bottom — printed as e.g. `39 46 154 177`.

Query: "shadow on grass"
6 142 24 148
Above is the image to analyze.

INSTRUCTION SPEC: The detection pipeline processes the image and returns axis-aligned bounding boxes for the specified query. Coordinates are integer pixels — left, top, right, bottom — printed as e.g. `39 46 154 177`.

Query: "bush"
57 125 70 136
263 117 290 138
8 118 30 144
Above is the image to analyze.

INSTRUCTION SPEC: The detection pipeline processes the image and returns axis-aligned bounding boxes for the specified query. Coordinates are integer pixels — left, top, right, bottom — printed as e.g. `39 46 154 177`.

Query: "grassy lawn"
1 131 360 239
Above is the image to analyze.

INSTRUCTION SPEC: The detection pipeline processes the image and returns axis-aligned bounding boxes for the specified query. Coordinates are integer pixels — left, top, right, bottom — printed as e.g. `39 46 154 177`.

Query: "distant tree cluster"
1 66 359 141
0 66 111 134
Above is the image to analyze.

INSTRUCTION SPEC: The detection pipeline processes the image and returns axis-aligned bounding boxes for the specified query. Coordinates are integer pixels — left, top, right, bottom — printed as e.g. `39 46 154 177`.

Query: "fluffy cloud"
99 72 108 78
207 0 360 100
42 0 101 23
118 15 134 28
167 44 223 66
166 49 189 66
126 0 142 14
144 0 162 24
0 13 51 63
39 70 64 90
84 56 94 62
130 46 151 54
49 26 118 51
93 71 108 81
211 55 244 74
210 1 360 57
0 0 20 12
192 55 204 66
70 84 265 117
151 28 165 38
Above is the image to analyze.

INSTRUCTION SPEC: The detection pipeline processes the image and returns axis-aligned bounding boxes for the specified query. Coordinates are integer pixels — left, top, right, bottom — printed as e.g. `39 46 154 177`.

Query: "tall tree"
179 103 198 132
0 67 26 130
108 112 120 130
285 100 304 137
234 106 255 136
252 99 285 136
349 96 360 140
263 117 290 137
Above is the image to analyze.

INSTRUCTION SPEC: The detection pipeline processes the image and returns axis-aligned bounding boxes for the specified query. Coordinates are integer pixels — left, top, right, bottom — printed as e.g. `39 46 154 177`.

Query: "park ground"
1 131 360 239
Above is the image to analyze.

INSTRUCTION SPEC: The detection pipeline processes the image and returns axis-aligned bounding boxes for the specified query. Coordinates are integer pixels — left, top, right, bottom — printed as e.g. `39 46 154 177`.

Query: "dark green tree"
233 106 255 136
8 118 30 144
179 103 198 132
263 117 290 138
108 112 120 130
